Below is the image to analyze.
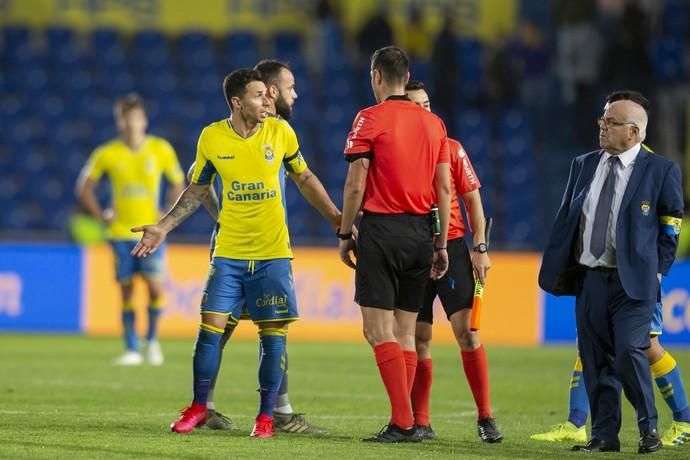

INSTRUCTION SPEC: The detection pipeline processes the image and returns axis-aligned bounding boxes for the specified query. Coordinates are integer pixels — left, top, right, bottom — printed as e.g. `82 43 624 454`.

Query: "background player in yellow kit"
77 93 185 366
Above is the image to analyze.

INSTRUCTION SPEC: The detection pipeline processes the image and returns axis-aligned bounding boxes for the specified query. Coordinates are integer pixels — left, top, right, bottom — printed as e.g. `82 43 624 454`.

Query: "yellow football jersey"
82 136 184 240
191 117 307 260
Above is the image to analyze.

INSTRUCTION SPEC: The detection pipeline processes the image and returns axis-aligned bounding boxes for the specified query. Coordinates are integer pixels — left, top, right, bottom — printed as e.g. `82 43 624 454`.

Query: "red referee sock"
411 358 433 426
402 350 418 396
374 342 414 429
461 345 492 420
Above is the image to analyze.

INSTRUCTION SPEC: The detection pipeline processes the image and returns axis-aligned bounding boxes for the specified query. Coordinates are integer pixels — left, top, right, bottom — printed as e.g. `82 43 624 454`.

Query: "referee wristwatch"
472 243 488 254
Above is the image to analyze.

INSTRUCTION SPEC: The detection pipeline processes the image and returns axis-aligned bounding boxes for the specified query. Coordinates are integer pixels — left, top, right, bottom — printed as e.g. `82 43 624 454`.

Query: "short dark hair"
606 90 650 115
254 59 290 86
223 68 263 109
405 80 425 92
114 93 145 116
371 46 409 84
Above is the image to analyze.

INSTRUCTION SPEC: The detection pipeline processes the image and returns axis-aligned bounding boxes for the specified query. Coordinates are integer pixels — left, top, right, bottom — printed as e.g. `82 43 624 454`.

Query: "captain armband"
283 150 307 174
660 216 682 236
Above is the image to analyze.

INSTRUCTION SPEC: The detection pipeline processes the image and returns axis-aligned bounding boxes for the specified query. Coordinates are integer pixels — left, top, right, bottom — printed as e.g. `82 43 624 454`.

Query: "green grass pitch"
1 335 689 459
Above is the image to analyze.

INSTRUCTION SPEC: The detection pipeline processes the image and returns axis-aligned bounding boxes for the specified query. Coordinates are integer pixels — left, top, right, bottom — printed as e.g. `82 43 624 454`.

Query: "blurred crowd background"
1 0 689 250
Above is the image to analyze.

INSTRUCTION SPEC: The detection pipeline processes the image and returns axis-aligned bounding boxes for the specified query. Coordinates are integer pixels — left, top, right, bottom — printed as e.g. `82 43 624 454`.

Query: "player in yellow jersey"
188 60 329 434
77 94 185 366
131 69 342 437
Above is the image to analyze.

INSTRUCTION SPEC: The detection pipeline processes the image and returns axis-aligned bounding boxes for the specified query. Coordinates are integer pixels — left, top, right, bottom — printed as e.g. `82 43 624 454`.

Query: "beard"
275 96 293 120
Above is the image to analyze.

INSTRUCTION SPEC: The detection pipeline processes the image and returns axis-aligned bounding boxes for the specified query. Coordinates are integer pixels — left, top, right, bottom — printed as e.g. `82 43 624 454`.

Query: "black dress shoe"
571 438 621 452
638 430 661 454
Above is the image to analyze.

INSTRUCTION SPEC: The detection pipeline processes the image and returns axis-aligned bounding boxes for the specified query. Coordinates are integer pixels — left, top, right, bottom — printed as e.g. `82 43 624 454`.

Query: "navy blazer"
539 147 684 301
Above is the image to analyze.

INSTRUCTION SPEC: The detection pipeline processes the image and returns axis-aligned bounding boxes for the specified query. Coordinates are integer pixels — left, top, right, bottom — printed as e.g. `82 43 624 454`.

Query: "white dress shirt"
577 143 641 267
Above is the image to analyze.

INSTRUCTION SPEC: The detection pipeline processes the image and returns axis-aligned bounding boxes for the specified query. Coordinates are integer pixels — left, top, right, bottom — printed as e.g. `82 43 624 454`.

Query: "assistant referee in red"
337 46 452 443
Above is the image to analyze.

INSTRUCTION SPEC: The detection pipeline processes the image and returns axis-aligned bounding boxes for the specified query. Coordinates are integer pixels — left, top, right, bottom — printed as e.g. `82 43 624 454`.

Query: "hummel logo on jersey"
217 154 235 160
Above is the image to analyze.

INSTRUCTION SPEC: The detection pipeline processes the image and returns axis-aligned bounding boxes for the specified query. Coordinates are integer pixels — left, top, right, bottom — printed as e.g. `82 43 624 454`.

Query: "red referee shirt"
446 138 481 240
344 96 450 215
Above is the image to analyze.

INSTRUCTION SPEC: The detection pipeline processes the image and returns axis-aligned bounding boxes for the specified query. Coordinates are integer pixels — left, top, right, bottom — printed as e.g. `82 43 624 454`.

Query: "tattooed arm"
187 162 219 221
130 183 210 257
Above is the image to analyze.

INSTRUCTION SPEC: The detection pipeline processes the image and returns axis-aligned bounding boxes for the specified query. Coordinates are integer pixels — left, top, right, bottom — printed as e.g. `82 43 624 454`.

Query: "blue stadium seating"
4 22 673 248
662 0 689 39
497 109 538 247
225 31 260 68
45 26 74 49
272 31 302 57
90 28 121 52
651 36 686 82
3 25 30 48
456 39 484 104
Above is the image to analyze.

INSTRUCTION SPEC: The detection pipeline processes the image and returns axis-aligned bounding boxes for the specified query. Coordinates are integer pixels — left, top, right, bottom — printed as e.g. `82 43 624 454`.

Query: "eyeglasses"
597 117 637 128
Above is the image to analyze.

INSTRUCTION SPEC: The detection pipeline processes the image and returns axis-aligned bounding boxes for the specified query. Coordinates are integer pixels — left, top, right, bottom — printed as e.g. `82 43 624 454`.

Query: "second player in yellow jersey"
83 135 184 240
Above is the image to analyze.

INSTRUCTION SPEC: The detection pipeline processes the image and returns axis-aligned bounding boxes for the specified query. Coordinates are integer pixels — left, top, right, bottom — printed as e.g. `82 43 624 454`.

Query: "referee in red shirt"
337 46 452 443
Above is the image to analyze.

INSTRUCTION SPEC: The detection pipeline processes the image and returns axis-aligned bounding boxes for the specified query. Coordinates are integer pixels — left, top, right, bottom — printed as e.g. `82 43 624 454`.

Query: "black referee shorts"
355 212 434 312
418 237 475 324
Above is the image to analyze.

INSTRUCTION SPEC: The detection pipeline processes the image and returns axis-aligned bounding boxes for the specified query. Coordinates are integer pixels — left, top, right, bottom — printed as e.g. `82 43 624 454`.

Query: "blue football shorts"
200 257 298 324
110 240 165 283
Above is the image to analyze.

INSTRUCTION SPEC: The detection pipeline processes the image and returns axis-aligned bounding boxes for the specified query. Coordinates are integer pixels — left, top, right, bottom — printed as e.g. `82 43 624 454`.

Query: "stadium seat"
20 146 55 175
6 118 42 148
178 31 216 72
132 30 170 71
456 39 485 103
272 31 303 56
179 46 216 72
3 25 31 49
0 92 26 119
90 28 121 52
45 26 74 49
456 110 490 138
90 43 128 71
661 0 689 39
134 29 166 50
179 31 212 53
651 36 686 82
225 31 260 68
0 171 21 203
0 145 11 172
409 58 429 85
498 109 534 165
45 204 72 231
226 30 259 51
6 202 37 230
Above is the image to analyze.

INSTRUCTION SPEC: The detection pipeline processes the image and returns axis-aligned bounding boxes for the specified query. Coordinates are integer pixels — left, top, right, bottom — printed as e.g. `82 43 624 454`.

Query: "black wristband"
336 229 353 240
434 246 447 251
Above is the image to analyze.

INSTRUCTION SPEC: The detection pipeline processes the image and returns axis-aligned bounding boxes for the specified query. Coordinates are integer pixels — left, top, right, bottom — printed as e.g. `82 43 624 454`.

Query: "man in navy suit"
539 90 684 454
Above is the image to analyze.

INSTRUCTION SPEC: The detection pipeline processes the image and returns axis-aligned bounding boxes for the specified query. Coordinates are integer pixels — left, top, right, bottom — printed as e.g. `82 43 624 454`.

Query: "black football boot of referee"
416 424 437 440
362 424 422 443
478 417 503 443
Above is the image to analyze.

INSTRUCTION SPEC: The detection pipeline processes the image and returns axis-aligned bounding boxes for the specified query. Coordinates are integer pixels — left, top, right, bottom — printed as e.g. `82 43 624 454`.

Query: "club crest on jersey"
263 144 274 164
640 201 650 216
